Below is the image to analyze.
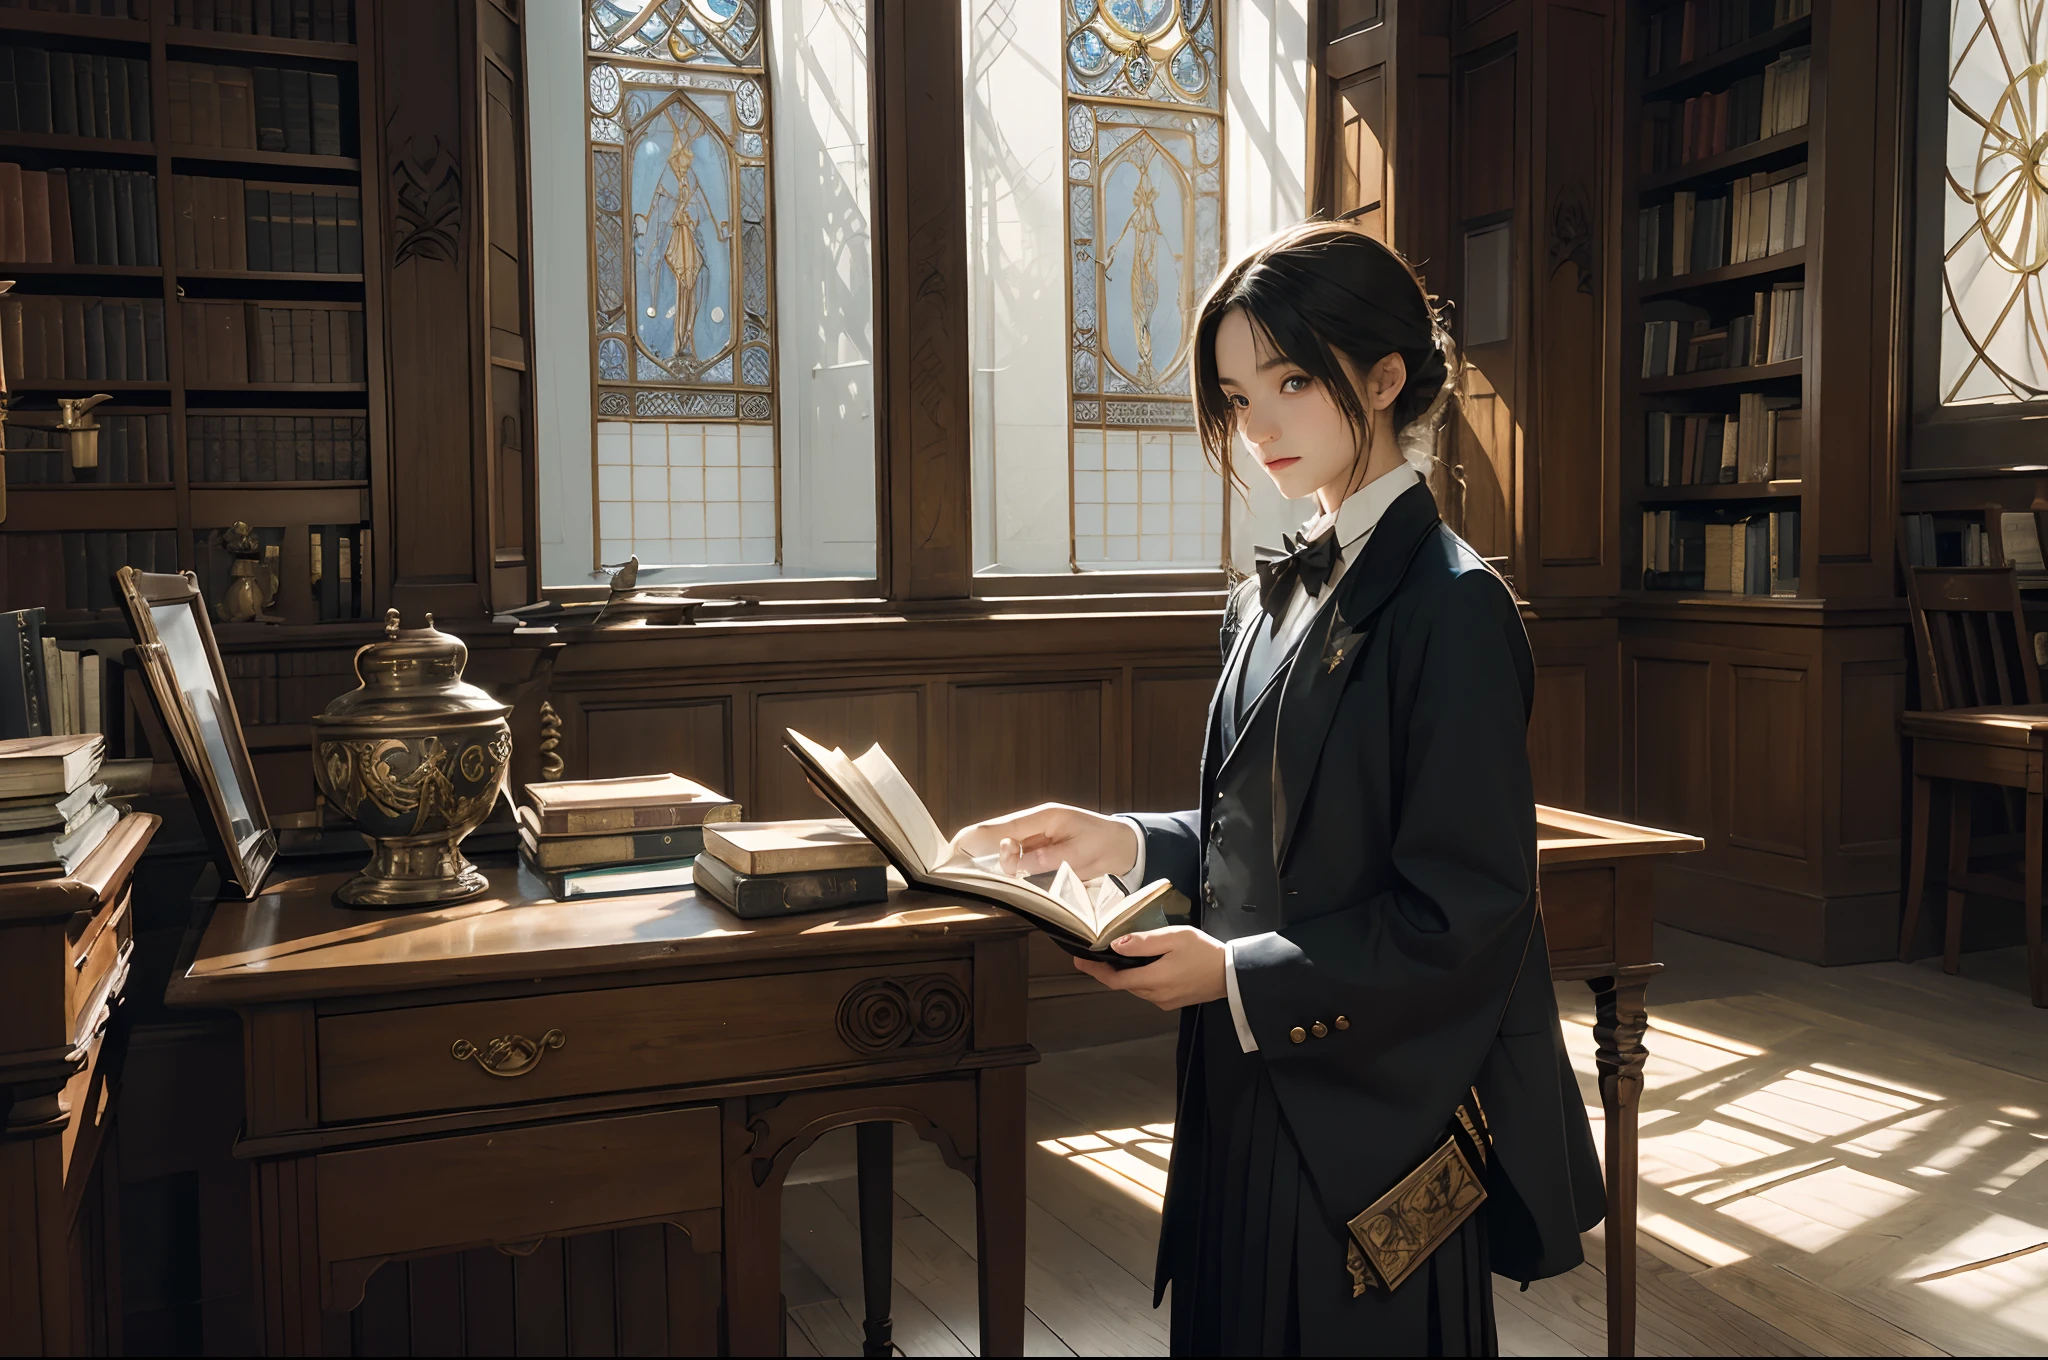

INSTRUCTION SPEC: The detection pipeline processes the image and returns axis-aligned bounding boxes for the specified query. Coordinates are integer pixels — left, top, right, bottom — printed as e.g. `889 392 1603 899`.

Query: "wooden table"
1536 804 1702 1359
167 862 1036 1357
1 812 159 1355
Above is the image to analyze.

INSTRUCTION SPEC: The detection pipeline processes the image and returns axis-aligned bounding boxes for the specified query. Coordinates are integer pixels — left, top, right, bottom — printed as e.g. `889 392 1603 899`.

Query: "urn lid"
313 609 509 725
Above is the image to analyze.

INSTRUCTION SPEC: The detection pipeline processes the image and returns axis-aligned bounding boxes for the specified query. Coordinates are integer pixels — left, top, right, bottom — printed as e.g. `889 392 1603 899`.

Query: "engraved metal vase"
312 609 512 908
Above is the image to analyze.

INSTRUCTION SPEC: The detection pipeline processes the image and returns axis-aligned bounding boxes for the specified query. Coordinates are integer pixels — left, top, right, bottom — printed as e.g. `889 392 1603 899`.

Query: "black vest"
1200 616 1297 947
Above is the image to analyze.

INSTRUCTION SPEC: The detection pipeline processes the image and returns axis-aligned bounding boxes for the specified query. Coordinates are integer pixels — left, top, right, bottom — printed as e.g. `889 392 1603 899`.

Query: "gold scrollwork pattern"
538 700 565 781
834 975 970 1056
325 731 509 833
450 1028 566 1078
1345 1138 1488 1293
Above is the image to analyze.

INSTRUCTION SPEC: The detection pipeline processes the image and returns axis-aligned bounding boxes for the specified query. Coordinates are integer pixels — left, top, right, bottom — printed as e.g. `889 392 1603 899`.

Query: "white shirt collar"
1301 463 1421 550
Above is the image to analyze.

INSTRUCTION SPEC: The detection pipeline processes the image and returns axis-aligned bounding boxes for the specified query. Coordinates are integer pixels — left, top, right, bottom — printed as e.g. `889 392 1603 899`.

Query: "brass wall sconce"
58 393 114 475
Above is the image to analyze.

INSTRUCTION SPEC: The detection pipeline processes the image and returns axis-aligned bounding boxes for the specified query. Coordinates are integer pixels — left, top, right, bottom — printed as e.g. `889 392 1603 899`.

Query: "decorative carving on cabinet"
538 700 565 780
834 974 970 1055
1548 183 1595 296
390 132 464 267
738 1080 980 1189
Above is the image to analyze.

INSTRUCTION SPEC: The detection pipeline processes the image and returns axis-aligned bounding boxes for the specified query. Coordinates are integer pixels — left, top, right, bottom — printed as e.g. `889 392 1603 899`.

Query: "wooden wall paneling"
1524 0 1616 597
1809 0 1910 600
481 0 538 611
1309 0 1395 232
1525 613 1620 814
582 698 733 797
869 0 973 601
947 680 1110 829
1447 34 1521 563
751 687 926 821
1625 650 1714 838
1128 670 1215 813
1727 664 1810 858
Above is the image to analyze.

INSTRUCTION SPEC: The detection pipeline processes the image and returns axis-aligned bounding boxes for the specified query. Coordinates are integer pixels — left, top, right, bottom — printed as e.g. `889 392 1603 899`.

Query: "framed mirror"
116 567 274 898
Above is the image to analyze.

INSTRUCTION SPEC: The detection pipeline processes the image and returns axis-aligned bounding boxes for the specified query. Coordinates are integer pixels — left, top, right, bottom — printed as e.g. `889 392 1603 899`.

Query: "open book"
783 729 1174 956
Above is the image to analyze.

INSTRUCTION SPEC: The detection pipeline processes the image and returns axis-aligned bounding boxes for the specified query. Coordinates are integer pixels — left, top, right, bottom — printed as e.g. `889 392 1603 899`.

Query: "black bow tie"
1254 529 1340 616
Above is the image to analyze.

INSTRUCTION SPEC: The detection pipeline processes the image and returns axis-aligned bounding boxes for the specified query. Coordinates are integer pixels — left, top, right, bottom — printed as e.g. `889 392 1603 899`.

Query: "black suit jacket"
1132 482 1604 1294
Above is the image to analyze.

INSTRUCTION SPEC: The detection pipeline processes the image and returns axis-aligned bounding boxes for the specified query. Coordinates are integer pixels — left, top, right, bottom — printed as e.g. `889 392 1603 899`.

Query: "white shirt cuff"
1224 938 1259 1053
1115 814 1148 883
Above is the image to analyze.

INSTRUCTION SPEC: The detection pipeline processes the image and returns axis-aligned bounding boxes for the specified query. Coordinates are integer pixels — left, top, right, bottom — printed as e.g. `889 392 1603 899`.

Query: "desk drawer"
315 1104 721 1266
317 960 973 1123
1540 866 1617 967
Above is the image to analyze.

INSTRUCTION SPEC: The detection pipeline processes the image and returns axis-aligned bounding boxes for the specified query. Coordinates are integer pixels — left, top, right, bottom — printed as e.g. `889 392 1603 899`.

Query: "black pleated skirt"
1166 1002 1497 1358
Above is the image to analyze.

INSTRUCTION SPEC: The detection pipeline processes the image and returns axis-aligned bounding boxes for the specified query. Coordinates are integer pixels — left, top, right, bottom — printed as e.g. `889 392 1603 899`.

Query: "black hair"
1192 220 1452 492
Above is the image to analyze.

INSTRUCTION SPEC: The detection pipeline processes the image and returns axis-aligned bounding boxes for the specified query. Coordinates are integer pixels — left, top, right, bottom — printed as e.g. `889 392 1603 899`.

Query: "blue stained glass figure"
1101 138 1191 391
631 101 735 367
1106 0 1173 31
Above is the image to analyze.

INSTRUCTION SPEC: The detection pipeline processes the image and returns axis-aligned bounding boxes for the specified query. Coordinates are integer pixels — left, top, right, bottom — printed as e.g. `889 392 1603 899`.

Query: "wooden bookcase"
0 0 380 632
1614 0 1912 965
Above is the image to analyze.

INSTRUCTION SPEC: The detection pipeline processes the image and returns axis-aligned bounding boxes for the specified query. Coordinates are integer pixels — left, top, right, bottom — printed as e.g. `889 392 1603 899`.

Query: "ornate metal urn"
312 609 512 908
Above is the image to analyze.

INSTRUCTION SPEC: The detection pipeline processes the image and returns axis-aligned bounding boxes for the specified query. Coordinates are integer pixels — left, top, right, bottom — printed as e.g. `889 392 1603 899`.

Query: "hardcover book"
783 729 1172 957
690 851 889 920
519 773 740 837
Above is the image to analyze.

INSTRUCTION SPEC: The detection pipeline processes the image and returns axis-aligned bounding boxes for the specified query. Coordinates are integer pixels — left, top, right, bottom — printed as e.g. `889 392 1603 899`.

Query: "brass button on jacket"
1288 1026 1307 1044
1311 1020 1329 1038
1335 1015 1350 1030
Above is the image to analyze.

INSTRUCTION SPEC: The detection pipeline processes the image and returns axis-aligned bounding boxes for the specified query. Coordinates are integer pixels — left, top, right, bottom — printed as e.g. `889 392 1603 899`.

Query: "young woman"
956 222 1603 1356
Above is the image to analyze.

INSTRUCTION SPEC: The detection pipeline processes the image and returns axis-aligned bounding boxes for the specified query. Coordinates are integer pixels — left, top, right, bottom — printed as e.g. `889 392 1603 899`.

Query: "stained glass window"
1940 0 2048 405
586 0 778 568
1066 0 1225 567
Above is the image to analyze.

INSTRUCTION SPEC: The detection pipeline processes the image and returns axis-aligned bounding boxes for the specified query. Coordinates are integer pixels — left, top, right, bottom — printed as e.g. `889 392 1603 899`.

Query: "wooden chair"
1898 564 2048 1006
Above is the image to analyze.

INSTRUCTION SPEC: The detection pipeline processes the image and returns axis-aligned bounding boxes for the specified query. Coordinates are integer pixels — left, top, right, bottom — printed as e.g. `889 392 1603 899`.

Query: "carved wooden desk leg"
722 1099 784 1357
975 1066 1027 1357
856 1121 895 1358
1590 972 1650 1359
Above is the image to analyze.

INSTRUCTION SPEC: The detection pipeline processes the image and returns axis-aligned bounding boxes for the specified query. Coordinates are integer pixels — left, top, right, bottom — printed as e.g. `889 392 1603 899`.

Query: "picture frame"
115 567 275 898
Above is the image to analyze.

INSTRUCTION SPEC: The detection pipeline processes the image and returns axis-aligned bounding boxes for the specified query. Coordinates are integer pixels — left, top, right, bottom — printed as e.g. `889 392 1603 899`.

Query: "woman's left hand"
1073 926 1228 1010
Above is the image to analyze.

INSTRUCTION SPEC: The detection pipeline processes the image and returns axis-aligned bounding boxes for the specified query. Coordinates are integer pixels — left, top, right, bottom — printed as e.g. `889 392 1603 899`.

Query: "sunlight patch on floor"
1038 1127 1171 1212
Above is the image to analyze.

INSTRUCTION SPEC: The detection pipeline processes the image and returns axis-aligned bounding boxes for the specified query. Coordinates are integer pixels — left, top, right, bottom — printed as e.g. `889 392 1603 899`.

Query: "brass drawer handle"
450 1029 565 1078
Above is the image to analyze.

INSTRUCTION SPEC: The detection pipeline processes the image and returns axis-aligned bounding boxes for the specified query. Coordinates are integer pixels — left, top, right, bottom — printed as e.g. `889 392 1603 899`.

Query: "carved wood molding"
835 974 970 1055
737 1079 979 1191
389 132 463 268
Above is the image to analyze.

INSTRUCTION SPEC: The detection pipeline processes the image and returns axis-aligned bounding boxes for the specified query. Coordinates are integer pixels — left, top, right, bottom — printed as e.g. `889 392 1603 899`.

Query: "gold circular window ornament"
1974 62 2048 277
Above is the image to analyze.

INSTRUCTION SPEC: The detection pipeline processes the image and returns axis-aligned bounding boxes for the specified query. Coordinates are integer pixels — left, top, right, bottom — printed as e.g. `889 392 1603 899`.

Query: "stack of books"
0 734 118 879
517 773 739 899
692 819 891 920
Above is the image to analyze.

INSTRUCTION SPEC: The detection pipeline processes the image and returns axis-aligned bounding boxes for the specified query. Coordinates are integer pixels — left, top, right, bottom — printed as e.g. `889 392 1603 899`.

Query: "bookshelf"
0 0 378 630
1625 0 1813 601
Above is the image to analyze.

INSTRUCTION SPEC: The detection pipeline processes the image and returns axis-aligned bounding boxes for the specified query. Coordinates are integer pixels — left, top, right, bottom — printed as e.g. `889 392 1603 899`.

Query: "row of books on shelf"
0 2 133 19
0 294 165 381
189 414 368 481
1643 0 1809 77
4 413 169 483
1641 508 1800 595
173 176 362 273
1640 285 1806 377
0 46 152 141
0 523 368 620
0 164 158 266
1644 395 1802 487
1641 47 1810 174
1637 168 1807 279
181 301 365 384
3 413 364 484
0 529 178 612
1900 511 2048 584
168 60 345 158
173 0 356 42
219 645 355 726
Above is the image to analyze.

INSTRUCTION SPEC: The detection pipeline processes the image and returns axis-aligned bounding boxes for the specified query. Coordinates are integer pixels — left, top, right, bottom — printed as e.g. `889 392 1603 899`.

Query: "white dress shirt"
1119 464 1421 1051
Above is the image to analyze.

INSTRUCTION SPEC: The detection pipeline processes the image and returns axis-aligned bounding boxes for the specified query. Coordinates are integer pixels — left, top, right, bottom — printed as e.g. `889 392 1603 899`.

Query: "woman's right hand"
951 802 1142 880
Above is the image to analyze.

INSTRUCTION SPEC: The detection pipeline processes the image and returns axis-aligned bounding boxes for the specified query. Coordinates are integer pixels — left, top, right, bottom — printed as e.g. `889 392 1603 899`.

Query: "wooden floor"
778 927 2048 1356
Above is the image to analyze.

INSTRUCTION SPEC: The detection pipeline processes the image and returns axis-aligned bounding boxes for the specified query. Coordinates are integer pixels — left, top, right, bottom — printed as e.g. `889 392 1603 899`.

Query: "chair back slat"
1904 564 2042 710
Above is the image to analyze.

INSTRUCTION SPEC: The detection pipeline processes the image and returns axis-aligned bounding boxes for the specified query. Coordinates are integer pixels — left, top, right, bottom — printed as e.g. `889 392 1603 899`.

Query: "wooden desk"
1536 805 1702 1360
1 812 160 1355
167 864 1036 1357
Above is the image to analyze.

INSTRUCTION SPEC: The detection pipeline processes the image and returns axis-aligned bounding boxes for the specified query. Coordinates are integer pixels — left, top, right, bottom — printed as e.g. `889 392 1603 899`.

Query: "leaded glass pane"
1066 0 1224 568
586 0 778 569
1941 0 2048 404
